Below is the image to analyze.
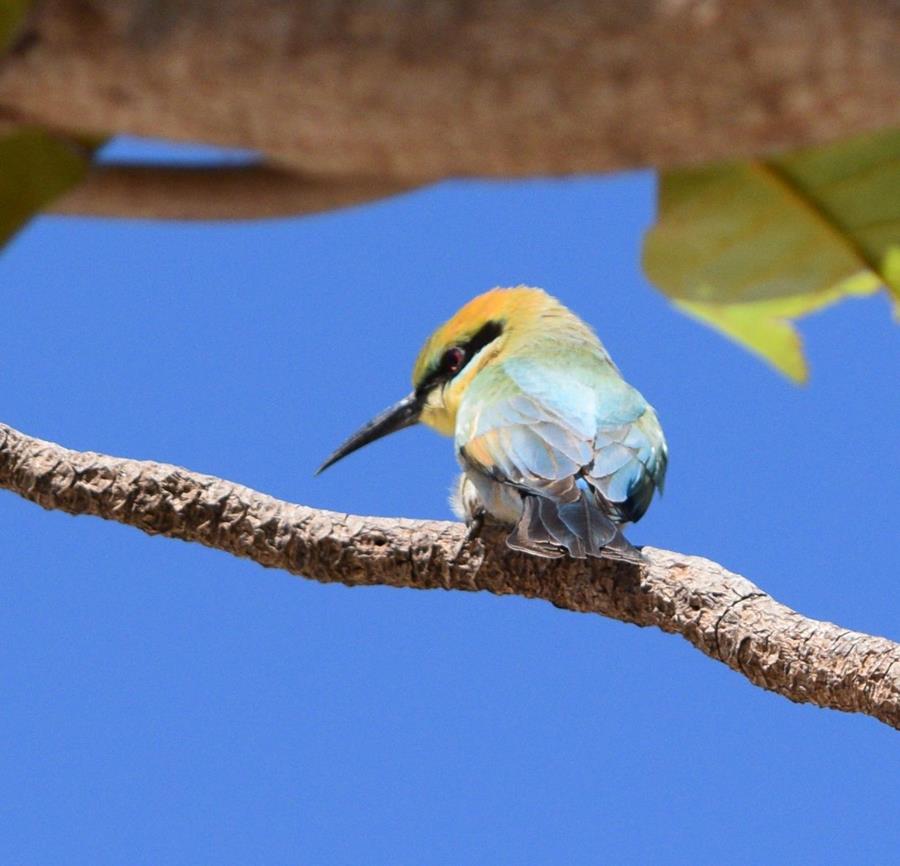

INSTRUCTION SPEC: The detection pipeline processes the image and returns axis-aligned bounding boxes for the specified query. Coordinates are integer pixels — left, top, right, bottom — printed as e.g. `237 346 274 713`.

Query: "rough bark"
49 164 418 220
2 421 897 730
1 0 898 186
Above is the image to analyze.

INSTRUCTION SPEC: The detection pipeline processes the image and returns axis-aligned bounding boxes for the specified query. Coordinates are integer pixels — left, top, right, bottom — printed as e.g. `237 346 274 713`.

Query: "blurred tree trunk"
1 1 897 219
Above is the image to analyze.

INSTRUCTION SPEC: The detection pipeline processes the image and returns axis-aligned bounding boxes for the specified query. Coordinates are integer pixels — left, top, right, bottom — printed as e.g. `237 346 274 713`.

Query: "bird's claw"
453 508 486 562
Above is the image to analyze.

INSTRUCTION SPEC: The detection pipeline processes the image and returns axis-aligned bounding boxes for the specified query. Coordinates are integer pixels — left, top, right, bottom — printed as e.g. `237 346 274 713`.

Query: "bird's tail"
506 492 638 561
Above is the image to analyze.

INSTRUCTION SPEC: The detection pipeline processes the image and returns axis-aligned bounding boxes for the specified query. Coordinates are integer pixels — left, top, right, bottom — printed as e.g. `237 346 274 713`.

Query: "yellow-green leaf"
674 299 808 383
0 128 93 249
643 128 900 380
1 0 31 54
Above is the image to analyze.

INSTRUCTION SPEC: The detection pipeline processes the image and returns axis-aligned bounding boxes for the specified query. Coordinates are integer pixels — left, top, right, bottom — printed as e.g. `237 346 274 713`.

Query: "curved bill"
316 391 423 474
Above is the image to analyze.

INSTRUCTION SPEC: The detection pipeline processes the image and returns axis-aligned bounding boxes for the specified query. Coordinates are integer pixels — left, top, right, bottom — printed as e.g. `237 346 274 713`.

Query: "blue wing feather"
455 355 666 557
460 358 665 515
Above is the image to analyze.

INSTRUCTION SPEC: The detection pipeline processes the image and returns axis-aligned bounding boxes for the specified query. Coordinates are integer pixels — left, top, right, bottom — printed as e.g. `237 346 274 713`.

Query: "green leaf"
0 128 93 249
643 128 900 381
1 0 31 54
674 298 809 384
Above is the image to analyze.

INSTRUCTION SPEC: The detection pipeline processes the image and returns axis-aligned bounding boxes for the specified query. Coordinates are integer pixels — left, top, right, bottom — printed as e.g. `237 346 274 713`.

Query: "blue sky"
1 137 898 865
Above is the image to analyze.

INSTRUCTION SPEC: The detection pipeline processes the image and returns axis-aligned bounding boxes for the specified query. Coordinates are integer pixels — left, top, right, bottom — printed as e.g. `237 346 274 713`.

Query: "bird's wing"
587 400 668 524
457 356 666 529
455 362 592 501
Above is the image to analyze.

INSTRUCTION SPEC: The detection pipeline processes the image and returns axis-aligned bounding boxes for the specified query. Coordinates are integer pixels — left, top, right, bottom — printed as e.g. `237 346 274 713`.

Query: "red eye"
442 347 465 373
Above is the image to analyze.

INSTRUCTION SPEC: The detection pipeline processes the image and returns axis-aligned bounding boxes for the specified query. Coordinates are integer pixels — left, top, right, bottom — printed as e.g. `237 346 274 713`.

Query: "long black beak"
316 391 423 474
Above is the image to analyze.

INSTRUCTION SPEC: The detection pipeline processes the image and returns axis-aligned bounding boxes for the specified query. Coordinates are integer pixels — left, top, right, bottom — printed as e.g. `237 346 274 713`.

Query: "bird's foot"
453 508 486 562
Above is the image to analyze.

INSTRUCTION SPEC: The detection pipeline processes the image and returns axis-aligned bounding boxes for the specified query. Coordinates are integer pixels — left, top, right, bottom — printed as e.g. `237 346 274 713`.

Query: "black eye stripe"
417 320 503 394
463 321 503 361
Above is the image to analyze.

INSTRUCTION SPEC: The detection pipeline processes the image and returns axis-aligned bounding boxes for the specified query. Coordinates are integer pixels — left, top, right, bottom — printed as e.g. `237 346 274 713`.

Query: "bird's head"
317 286 557 473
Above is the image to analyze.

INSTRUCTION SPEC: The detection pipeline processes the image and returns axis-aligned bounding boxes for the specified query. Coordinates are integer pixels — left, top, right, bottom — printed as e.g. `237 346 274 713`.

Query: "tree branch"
1 421 897 729
48 163 418 220
1 1 897 181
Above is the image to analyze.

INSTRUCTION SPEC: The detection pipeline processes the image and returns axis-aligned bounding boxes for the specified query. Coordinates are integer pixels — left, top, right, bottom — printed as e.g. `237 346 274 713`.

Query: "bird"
317 286 667 559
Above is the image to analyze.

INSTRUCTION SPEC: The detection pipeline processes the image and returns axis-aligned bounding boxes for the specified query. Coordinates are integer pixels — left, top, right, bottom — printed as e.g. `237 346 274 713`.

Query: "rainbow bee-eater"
318 287 667 558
